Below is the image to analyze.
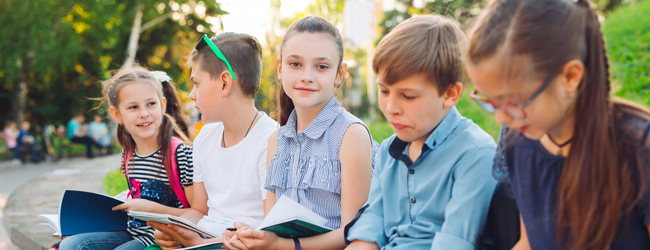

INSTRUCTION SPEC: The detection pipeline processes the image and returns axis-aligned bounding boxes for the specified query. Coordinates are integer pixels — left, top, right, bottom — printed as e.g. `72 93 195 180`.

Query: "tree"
0 0 226 127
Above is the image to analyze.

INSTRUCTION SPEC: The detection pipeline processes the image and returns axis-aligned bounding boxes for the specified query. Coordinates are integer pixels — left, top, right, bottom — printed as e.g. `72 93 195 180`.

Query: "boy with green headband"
148 32 278 248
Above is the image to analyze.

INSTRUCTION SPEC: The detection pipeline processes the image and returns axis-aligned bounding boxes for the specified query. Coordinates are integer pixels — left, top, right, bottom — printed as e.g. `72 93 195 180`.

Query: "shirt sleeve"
193 134 204 183
634 120 650 225
346 153 388 247
430 146 498 250
258 140 269 200
176 144 194 187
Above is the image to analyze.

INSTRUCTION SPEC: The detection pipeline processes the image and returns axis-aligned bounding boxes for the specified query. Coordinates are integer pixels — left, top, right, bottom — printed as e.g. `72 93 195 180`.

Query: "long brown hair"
467 0 650 249
277 16 344 126
99 66 192 187
159 78 190 138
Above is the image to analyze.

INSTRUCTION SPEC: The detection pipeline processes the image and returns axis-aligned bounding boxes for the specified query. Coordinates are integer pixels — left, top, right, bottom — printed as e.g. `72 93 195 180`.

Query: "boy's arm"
345 147 388 247
264 130 278 216
430 147 498 250
189 182 209 216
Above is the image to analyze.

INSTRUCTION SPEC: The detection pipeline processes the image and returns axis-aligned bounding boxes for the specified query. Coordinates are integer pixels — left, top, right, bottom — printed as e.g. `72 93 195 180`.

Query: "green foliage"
0 0 226 126
376 0 484 43
456 90 500 139
104 167 128 196
603 0 650 107
367 120 394 144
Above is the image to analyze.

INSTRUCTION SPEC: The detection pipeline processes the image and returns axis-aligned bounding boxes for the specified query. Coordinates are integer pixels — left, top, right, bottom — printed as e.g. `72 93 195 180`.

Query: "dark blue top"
495 114 650 250
17 129 34 146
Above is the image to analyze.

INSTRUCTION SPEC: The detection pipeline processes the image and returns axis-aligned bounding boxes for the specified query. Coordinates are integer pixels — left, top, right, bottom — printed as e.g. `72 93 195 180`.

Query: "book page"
257 195 329 230
37 214 61 235
128 211 217 238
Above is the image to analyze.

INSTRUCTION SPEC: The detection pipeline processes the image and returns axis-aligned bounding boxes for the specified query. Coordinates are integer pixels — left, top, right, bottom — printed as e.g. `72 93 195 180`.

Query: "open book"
256 195 332 238
134 196 331 249
127 211 217 239
38 190 128 237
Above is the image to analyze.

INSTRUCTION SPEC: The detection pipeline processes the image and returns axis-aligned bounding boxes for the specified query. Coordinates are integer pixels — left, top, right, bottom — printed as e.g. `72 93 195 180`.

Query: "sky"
218 0 309 43
217 0 396 44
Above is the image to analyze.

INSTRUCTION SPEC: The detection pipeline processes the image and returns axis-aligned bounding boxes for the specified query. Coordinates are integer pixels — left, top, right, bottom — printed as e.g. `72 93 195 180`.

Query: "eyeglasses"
195 34 236 80
470 77 554 119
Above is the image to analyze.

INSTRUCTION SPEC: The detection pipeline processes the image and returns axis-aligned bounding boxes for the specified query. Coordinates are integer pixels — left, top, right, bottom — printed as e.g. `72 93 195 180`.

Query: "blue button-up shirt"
347 106 497 250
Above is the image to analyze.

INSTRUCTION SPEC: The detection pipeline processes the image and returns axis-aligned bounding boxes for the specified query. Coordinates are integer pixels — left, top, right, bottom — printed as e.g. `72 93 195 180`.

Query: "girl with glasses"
465 0 650 249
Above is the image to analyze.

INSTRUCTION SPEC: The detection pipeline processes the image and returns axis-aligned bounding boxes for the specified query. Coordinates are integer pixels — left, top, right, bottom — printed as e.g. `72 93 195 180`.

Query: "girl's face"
278 33 345 109
94 115 102 123
377 71 451 143
465 55 576 140
189 65 223 123
111 81 166 142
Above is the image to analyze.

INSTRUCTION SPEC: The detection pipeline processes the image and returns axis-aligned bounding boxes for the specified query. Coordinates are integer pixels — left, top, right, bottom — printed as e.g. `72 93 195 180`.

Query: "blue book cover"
51 190 128 236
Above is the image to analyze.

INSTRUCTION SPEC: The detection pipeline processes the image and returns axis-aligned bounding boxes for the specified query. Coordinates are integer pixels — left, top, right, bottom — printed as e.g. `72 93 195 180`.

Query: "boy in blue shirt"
345 15 497 250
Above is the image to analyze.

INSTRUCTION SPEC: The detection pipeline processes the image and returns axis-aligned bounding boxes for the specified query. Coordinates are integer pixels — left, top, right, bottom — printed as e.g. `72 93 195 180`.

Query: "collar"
280 96 342 140
388 106 464 163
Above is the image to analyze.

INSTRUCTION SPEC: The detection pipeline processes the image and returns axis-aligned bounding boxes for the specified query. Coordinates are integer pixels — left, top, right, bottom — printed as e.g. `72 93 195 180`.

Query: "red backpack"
123 137 190 208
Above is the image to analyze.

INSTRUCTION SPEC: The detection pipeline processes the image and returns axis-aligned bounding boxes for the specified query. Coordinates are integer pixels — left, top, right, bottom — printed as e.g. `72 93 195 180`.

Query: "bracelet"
293 237 302 250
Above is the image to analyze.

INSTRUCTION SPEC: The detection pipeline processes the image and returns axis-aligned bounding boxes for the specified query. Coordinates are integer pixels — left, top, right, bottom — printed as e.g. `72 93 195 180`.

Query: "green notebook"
255 195 332 238
261 218 332 238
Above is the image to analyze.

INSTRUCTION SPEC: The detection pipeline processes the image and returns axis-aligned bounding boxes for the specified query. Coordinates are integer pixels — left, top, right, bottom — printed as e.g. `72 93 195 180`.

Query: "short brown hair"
373 15 466 95
186 32 263 98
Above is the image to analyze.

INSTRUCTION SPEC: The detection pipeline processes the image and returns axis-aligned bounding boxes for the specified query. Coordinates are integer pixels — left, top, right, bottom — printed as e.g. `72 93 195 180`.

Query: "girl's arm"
229 124 373 250
264 131 279 216
112 197 187 216
297 123 373 250
512 215 531 250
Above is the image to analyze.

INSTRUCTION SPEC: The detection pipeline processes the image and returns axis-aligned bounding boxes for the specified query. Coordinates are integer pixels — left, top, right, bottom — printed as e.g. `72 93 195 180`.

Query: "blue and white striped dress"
265 96 379 229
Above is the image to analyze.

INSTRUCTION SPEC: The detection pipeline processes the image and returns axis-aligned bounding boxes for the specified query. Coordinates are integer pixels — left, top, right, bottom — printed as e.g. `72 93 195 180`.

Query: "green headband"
196 34 236 80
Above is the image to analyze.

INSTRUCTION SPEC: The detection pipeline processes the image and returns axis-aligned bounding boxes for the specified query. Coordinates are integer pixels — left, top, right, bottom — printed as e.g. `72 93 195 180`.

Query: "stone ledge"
3 156 120 250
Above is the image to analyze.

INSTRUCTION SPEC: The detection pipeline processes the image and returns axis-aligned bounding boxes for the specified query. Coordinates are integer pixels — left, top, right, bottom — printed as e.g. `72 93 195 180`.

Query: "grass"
104 168 128 196
603 0 650 107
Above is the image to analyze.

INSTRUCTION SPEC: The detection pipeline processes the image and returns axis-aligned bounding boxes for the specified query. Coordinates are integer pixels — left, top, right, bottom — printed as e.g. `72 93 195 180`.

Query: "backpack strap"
123 138 190 208
168 137 190 208
124 149 141 199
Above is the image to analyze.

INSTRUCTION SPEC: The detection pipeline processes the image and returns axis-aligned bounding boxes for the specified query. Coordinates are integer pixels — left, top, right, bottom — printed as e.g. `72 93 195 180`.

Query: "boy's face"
21 122 30 131
189 64 223 123
377 71 450 144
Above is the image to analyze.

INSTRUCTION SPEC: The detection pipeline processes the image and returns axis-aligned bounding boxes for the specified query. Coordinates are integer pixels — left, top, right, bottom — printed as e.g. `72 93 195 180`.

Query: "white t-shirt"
193 112 278 234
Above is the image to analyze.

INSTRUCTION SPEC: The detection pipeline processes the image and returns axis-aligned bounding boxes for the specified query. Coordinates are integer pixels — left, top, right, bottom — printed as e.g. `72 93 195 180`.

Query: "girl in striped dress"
59 66 194 250
222 16 379 250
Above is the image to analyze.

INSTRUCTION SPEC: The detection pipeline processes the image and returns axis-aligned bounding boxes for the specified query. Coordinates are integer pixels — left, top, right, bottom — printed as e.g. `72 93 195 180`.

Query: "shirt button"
409 169 414 174
392 243 397 247
411 198 416 203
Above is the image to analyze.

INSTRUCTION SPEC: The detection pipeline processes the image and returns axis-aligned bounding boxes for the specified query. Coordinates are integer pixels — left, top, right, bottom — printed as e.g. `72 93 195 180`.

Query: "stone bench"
3 155 120 250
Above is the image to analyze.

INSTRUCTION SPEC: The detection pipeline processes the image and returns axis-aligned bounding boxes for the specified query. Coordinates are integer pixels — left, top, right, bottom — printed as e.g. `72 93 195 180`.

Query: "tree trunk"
11 64 28 125
123 4 144 68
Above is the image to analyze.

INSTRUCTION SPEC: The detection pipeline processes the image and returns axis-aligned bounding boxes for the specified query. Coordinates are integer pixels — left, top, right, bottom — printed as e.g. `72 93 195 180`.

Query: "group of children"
58 0 650 249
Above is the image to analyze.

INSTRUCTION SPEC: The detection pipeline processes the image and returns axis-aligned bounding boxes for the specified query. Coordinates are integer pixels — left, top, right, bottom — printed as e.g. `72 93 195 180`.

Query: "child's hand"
152 226 182 250
228 229 291 250
161 223 212 248
112 199 157 212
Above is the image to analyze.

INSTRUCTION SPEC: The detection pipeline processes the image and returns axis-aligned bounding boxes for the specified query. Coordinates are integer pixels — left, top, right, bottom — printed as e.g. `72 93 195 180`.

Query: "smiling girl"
223 16 379 250
59 66 194 250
